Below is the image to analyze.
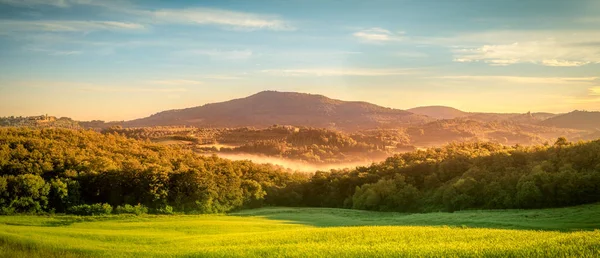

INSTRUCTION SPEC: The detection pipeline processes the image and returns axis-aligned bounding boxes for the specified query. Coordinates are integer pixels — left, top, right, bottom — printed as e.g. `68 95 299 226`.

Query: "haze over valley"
3 91 598 170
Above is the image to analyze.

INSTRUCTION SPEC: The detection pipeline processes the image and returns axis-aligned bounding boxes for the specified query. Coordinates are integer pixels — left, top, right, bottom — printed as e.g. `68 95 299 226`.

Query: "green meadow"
1 204 600 257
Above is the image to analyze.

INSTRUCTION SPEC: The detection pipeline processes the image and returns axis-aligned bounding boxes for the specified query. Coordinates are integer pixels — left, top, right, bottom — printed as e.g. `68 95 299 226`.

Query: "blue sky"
0 0 599 121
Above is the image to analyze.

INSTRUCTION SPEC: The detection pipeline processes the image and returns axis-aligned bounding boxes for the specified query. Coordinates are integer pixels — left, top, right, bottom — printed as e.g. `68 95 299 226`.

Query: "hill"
465 112 556 123
124 91 433 131
407 106 468 119
539 110 600 130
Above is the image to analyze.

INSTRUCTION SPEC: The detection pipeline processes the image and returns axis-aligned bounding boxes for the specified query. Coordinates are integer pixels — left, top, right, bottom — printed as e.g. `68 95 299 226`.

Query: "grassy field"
1 204 599 257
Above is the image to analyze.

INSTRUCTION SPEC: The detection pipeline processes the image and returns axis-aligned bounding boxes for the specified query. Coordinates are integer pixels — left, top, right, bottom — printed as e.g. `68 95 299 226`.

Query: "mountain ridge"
85 91 594 133
125 91 434 131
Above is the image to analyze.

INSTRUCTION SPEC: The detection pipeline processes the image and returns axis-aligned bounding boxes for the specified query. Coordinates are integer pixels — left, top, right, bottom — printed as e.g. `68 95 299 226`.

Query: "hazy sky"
1 0 599 121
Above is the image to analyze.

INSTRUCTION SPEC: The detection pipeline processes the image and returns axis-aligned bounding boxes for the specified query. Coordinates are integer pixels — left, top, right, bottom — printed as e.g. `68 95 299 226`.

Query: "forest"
2 114 595 165
101 122 590 164
0 127 599 215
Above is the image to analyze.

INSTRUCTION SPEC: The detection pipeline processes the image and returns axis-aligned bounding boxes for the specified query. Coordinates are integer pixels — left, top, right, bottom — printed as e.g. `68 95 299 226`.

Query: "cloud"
353 27 403 43
541 59 590 67
184 49 253 60
149 79 203 85
50 50 81 55
199 75 241 80
394 51 428 58
449 31 600 67
437 75 599 85
0 0 70 7
262 68 417 76
590 87 600 96
24 46 82 55
138 8 294 31
7 80 190 93
80 87 188 93
1 1 294 31
0 0 132 9
0 20 144 33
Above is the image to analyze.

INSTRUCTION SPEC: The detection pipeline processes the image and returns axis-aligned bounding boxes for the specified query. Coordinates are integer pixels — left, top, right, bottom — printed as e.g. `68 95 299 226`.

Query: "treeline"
1 128 599 215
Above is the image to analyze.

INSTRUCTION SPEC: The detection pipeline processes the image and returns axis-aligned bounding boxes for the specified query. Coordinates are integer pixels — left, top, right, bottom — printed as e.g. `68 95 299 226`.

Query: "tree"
6 174 50 213
516 181 542 208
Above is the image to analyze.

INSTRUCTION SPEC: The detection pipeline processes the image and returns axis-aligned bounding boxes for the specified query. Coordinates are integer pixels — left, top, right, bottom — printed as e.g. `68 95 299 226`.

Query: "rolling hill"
465 112 556 123
125 91 433 131
405 106 556 124
539 110 600 130
407 106 469 119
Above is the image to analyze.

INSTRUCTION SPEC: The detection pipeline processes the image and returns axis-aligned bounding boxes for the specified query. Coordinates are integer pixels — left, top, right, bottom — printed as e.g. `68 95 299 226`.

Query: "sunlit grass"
234 203 600 231
1 204 599 257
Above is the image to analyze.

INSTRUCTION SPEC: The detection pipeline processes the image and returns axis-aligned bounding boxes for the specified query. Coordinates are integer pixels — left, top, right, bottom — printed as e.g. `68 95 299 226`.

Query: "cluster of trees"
296 138 600 212
0 116 80 129
217 128 392 163
101 123 588 165
101 126 199 141
1 128 599 215
0 128 304 214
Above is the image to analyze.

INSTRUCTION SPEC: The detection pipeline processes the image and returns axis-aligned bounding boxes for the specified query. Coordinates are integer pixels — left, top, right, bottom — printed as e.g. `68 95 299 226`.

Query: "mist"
210 153 383 172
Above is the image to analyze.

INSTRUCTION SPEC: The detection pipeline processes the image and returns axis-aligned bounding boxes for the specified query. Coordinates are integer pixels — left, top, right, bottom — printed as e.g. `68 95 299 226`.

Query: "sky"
0 0 599 121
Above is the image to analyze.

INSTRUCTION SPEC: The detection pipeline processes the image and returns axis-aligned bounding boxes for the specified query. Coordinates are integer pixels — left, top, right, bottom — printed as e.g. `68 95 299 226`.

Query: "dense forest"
0 128 304 214
0 128 599 215
300 138 600 212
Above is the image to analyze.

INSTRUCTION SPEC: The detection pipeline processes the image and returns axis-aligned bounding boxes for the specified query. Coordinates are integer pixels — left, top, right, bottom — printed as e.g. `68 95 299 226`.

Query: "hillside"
539 110 600 130
407 106 468 119
404 118 582 146
404 106 555 123
124 91 433 131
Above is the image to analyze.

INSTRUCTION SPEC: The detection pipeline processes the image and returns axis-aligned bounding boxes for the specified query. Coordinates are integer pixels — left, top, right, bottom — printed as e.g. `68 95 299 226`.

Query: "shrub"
67 203 113 216
0 206 15 215
115 204 148 215
153 205 174 215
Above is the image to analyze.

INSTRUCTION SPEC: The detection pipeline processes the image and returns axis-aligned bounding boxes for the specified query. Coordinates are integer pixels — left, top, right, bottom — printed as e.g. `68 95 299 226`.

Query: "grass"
0 204 599 257
233 204 600 231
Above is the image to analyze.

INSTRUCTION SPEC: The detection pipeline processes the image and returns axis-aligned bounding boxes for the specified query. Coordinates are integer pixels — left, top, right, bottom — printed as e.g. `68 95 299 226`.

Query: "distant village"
0 115 80 128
